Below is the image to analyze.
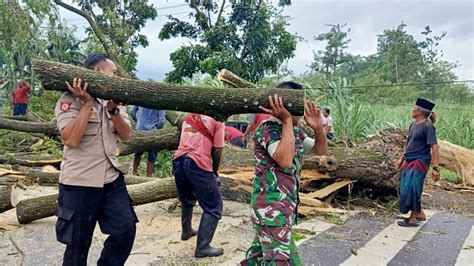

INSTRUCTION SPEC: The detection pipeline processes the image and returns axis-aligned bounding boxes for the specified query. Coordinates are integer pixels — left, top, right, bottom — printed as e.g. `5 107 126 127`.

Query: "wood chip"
306 180 354 199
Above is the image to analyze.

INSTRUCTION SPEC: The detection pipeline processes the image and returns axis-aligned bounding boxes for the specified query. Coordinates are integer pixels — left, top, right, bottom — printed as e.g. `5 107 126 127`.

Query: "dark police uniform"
54 92 138 265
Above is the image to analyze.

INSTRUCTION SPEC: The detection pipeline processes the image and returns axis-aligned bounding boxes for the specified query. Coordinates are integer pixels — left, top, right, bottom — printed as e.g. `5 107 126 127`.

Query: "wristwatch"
432 166 440 172
108 107 120 116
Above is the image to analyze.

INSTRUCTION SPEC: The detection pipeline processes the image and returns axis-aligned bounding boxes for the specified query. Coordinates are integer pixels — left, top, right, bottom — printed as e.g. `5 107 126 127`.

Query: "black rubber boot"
194 213 224 258
181 205 197 241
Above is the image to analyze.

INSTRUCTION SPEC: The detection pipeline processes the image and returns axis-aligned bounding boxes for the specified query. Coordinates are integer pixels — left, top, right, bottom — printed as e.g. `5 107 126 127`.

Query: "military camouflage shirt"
250 119 313 227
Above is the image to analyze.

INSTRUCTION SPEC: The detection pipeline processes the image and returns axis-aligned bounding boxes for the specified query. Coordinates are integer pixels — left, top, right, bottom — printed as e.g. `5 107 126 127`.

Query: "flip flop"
398 220 419 227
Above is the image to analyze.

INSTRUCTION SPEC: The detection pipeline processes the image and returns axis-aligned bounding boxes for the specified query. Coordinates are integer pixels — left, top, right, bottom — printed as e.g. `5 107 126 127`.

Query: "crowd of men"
51 54 439 265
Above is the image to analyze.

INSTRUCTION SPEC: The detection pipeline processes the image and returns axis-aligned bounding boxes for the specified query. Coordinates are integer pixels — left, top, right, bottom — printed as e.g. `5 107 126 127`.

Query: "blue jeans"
13 103 27 116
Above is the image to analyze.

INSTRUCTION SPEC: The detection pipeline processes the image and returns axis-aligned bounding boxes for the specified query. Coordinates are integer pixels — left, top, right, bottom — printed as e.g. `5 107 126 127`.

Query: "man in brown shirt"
54 54 137 265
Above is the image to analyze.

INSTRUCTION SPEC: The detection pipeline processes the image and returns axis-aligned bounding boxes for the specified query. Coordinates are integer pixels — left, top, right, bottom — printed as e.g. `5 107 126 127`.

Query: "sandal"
398 220 419 227
404 217 426 223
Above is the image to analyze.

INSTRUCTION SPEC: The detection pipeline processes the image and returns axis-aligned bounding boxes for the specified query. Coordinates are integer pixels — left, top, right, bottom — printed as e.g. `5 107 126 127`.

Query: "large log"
15 178 177 224
15 171 331 224
31 59 305 120
1 165 155 186
0 185 13 213
117 127 180 156
0 117 179 157
0 118 58 135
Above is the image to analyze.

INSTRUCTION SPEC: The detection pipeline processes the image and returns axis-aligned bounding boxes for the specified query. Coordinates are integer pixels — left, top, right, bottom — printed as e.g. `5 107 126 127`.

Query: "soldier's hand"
65 78 92 105
304 100 323 130
259 94 292 122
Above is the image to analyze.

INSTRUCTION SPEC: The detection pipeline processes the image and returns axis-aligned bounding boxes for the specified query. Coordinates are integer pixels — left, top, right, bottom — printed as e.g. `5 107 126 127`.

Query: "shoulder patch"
60 101 72 112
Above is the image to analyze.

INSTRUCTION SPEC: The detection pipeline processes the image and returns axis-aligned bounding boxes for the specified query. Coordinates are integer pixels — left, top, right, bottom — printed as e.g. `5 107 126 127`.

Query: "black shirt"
405 120 437 157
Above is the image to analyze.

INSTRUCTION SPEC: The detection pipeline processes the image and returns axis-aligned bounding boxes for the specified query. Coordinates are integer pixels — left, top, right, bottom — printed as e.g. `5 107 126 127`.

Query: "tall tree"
159 0 297 83
53 0 157 74
311 23 352 75
375 22 424 83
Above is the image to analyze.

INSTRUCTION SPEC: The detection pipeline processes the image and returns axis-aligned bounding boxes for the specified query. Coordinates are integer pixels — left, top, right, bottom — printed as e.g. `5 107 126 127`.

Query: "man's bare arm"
110 113 132 141
211 147 223 174
61 102 93 148
60 78 93 148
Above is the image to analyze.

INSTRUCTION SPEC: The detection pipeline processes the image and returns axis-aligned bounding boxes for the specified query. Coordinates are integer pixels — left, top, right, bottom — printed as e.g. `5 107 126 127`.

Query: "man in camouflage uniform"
241 82 329 265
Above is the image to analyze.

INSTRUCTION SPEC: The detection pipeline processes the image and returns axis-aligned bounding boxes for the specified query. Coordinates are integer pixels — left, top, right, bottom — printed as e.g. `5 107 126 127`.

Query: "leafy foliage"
69 0 157 73
159 0 297 83
311 24 352 75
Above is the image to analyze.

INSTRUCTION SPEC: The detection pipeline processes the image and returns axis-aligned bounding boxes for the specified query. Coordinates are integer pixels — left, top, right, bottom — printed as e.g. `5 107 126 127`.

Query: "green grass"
323 213 344 225
426 167 462 184
292 230 307 242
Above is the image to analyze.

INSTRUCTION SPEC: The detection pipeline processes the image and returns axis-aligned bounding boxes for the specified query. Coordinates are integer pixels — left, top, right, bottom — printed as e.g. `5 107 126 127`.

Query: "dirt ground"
0 185 337 265
423 184 474 216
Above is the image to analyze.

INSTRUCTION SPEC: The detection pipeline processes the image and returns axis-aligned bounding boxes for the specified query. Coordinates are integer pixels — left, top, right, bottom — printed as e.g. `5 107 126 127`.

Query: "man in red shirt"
173 113 225 258
242 113 273 146
225 125 246 148
12 80 31 116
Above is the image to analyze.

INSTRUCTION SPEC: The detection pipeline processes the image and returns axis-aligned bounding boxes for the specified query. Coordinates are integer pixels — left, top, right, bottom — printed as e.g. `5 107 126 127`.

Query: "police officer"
241 82 328 265
173 113 225 258
54 54 138 265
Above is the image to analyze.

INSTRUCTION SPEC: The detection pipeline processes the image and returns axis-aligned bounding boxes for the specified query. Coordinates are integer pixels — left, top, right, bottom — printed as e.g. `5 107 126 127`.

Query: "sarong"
399 154 431 214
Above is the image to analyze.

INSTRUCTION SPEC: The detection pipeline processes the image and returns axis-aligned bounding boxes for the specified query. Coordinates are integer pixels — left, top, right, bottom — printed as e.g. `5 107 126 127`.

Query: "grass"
323 213 344 225
426 167 462 184
292 230 307 242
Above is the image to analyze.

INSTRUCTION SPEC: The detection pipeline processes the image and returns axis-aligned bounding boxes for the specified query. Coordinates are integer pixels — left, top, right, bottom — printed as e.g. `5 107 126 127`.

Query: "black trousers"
56 175 138 266
172 156 223 219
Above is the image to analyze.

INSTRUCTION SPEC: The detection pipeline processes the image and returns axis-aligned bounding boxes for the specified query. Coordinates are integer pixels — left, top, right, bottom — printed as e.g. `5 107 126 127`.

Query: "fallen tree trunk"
117 127 180 156
438 140 474 186
0 117 179 156
16 178 178 224
0 118 58 135
15 171 331 224
0 155 62 167
0 185 13 213
32 59 305 120
0 166 155 186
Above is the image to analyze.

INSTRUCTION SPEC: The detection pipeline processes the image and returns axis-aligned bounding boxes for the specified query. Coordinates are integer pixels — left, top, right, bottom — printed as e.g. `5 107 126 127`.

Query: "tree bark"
15 172 332 224
0 155 62 167
0 118 58 135
117 127 180 156
31 59 305 120
218 69 258 88
0 185 13 213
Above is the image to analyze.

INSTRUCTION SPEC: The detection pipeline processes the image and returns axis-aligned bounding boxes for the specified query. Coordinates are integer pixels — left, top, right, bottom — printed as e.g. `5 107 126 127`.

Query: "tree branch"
215 0 226 27
53 0 114 60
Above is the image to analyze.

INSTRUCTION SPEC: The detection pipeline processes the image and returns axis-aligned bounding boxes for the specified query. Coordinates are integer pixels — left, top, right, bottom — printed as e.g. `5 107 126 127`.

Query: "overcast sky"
60 0 474 82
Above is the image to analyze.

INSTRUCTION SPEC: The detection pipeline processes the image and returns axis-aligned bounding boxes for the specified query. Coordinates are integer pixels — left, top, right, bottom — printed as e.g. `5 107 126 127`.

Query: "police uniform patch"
89 111 99 121
60 101 72 112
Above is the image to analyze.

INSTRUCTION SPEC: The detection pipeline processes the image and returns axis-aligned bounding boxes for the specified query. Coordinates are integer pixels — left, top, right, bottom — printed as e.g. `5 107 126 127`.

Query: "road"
299 211 473 266
0 198 472 265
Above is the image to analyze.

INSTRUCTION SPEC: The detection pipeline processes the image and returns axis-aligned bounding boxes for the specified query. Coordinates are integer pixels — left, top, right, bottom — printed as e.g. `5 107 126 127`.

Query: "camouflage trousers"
241 223 301 266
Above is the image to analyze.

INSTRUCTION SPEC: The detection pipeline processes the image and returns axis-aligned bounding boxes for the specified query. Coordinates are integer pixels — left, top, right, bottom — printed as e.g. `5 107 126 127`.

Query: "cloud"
61 0 473 80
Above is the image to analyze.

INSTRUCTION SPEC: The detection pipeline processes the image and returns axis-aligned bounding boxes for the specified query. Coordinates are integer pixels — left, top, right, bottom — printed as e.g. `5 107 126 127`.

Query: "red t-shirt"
250 114 273 135
225 126 244 141
175 115 225 172
13 85 31 104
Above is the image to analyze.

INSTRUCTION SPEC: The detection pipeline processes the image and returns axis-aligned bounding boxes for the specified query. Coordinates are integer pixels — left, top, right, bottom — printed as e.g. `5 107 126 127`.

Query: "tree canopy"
158 0 297 83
